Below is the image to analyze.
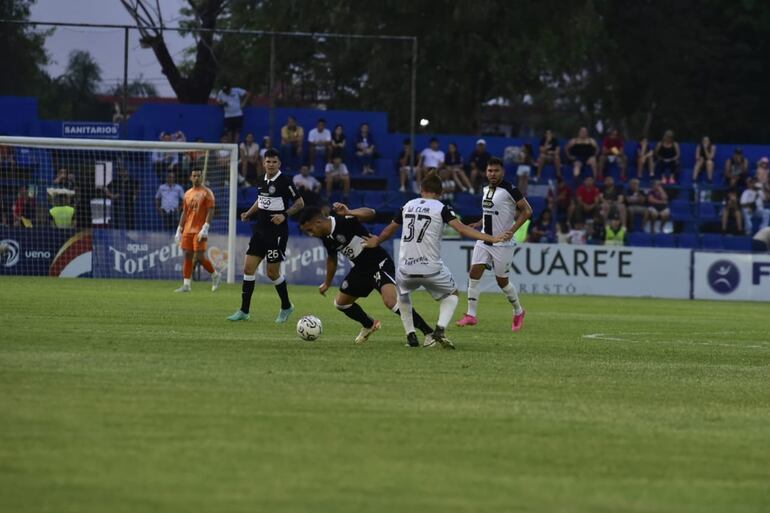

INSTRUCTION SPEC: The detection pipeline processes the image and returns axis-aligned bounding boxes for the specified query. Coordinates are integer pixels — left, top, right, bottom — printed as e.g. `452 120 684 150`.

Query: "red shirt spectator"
602 132 624 153
576 180 601 206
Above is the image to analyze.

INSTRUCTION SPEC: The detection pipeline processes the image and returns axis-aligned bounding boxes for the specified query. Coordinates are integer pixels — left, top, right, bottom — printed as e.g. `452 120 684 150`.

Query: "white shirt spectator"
308 127 332 147
240 141 260 162
420 148 445 168
740 187 762 209
151 150 178 166
325 162 350 177
155 183 185 213
216 87 247 118
293 173 321 192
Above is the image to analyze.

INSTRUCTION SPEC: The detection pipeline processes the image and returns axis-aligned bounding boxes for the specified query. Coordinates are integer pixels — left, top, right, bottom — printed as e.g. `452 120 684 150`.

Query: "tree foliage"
0 0 49 96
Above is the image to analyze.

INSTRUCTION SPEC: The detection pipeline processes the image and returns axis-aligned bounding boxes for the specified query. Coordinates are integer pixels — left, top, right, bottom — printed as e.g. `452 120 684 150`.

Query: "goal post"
0 135 239 284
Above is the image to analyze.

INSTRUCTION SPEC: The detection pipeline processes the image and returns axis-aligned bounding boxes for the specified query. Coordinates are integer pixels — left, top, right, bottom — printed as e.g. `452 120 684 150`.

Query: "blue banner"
0 227 88 276
62 122 120 139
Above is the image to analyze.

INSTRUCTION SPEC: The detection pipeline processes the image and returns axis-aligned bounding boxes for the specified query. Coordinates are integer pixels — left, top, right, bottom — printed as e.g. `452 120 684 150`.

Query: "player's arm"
285 196 305 218
507 198 533 236
319 253 337 296
241 199 260 221
364 221 400 248
332 202 376 222
447 218 507 244
175 205 186 243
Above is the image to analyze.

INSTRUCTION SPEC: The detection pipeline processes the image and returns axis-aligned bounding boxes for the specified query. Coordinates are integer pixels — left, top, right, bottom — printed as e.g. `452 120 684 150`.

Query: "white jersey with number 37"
481 180 524 247
395 198 457 275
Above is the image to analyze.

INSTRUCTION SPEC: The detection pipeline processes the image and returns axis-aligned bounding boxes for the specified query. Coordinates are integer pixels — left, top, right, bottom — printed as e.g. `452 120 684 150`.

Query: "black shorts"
224 115 243 134
247 230 288 263
339 257 396 298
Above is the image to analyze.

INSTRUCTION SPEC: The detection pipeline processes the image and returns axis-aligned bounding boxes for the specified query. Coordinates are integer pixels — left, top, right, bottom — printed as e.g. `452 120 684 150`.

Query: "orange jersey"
182 186 215 234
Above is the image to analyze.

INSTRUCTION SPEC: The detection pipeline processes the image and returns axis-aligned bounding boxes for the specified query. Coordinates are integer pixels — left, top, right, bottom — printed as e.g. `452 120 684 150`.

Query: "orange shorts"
181 232 207 252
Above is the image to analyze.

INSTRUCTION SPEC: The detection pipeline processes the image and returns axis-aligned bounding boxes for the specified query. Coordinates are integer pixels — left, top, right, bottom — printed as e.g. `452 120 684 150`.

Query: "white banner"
693 252 770 301
395 241 692 299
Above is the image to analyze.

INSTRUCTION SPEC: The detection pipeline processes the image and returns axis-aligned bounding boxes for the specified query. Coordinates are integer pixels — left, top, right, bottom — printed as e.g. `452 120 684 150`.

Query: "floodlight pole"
410 37 418 172
123 27 129 120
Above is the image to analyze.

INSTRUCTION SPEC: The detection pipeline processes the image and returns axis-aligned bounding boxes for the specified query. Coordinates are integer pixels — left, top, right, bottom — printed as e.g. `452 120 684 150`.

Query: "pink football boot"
512 310 526 332
455 314 478 327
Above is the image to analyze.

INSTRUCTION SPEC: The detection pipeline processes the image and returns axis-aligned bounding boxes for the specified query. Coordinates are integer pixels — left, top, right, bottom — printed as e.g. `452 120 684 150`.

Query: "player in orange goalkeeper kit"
174 169 222 292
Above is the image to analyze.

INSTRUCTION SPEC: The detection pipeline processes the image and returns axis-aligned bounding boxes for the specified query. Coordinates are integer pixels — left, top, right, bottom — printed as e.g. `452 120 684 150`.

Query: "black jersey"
255 171 299 232
322 215 390 269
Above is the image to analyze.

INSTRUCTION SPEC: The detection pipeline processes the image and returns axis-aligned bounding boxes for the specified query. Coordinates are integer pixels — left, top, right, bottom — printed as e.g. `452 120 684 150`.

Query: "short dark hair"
403 138 411 145
429 137 439 144
488 156 504 168
263 148 280 159
421 171 443 194
298 206 324 225
318 118 326 124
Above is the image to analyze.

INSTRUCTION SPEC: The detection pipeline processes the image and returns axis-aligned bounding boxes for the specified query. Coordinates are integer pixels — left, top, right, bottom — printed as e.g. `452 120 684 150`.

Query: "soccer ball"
296 315 323 341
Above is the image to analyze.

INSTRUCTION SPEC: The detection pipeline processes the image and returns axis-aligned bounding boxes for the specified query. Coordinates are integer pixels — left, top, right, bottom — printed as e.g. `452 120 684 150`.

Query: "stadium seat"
701 233 725 250
677 232 700 249
697 202 720 223
528 196 547 217
453 193 480 216
723 236 753 252
628 232 653 247
670 200 694 222
653 233 677 248
362 190 388 209
238 187 258 209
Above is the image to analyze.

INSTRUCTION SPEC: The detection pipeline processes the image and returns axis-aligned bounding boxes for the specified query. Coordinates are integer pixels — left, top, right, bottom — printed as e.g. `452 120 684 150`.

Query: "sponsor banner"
404 241 692 298
0 227 91 277
693 252 770 301
62 122 120 139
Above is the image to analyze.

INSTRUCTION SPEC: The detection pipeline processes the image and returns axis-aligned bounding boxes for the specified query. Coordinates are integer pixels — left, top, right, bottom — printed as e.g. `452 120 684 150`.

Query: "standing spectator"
216 82 250 143
589 211 606 244
307 118 332 171
604 212 626 246
151 132 179 181
724 148 749 188
598 128 627 181
12 185 35 227
721 189 743 235
445 142 472 193
330 124 346 160
293 165 322 207
624 178 647 230
0 141 15 175
755 156 769 186
189 137 207 170
439 166 456 207
740 177 770 234
216 133 233 178
355 123 376 174
155 171 185 230
654 130 681 184
565 126 599 180
324 154 350 200
572 176 601 221
417 138 445 192
528 208 556 243
515 144 535 195
636 137 655 179
551 176 573 222
692 135 716 183
280 116 304 172
601 175 626 226
535 129 562 182
645 180 671 234
468 139 492 193
239 132 260 186
108 166 139 230
53 167 76 190
49 194 75 229
398 138 414 193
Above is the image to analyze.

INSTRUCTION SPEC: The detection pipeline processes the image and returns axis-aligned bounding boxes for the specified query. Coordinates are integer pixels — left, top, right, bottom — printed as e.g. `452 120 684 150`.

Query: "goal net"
0 136 238 284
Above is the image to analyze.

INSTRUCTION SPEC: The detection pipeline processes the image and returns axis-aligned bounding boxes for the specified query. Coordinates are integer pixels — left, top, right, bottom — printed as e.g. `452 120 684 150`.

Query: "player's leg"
491 247 525 331
265 261 294 323
227 253 263 320
457 242 489 326
336 271 380 344
175 247 195 292
395 271 421 347
192 234 221 292
424 268 459 349
379 283 434 344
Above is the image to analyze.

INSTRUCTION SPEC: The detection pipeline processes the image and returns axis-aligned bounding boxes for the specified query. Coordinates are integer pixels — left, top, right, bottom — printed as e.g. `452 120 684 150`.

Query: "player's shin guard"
241 274 256 313
335 301 374 328
437 294 460 329
391 304 433 335
501 283 524 314
467 278 481 316
271 275 292 310
183 257 193 286
397 293 416 334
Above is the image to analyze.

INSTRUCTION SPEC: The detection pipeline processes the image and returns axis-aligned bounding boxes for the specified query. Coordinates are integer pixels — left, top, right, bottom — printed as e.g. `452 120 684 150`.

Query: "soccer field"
1 277 768 513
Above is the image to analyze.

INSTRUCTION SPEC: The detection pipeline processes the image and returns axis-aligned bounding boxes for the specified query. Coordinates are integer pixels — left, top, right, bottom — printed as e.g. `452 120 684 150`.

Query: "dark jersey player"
298 203 435 345
228 148 304 323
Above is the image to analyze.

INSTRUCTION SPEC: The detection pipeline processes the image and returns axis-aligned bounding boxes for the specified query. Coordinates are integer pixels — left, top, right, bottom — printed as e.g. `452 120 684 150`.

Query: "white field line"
582 333 770 349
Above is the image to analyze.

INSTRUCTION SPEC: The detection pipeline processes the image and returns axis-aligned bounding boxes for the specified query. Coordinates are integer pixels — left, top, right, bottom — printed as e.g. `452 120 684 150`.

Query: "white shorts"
396 265 457 300
471 241 515 277
516 164 532 177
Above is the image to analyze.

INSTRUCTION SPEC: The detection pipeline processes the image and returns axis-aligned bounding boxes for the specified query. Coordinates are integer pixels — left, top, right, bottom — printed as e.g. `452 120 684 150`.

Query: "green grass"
1 277 769 513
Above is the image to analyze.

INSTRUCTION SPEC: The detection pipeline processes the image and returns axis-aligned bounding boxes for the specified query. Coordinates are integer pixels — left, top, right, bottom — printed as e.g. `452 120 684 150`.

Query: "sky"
30 0 192 96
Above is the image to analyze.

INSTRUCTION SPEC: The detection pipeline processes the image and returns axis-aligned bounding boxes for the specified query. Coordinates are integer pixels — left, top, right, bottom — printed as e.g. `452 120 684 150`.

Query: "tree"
40 50 109 121
0 0 50 96
109 75 158 98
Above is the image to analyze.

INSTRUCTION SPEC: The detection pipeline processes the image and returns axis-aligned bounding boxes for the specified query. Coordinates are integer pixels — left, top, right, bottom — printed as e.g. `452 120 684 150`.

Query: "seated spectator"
724 148 749 188
293 165 322 207
49 194 75 229
624 178 646 230
280 116 304 171
722 189 743 235
445 142 472 193
260 135 274 160
308 118 331 171
566 215 587 244
755 156 769 186
155 171 185 231
600 175 626 226
398 139 415 193
107 166 139 230
0 141 15 174
53 167 76 190
636 137 655 179
417 138 445 193
13 185 36 227
468 139 491 193
324 155 350 200
151 132 179 181
598 128 627 181
355 123 377 174
645 180 670 234
515 144 535 196
565 126 599 179
330 124 346 160
654 129 680 184
571 176 601 221
589 211 606 243
604 212 626 246
439 166 456 207
550 176 573 224
528 208 556 243
535 129 562 181
239 132 260 187
740 177 770 235
692 135 716 183
189 137 207 169
216 133 233 179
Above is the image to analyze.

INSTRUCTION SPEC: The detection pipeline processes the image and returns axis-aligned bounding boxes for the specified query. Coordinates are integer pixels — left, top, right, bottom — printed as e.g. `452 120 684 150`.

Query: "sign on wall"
693 252 770 301
62 122 120 139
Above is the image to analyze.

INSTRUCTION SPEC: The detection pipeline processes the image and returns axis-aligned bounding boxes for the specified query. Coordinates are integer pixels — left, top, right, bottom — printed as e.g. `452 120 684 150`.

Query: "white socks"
397 293 415 334
271 275 285 286
466 278 480 317
243 274 256 282
502 283 523 314
438 294 459 329
183 278 191 286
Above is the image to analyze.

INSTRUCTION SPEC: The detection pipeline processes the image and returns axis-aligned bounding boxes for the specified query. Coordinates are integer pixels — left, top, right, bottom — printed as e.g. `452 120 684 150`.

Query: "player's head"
298 206 330 237
263 148 281 176
190 169 203 187
420 170 443 197
485 157 505 186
